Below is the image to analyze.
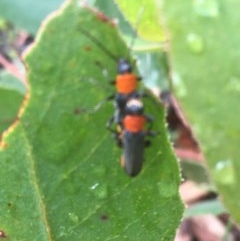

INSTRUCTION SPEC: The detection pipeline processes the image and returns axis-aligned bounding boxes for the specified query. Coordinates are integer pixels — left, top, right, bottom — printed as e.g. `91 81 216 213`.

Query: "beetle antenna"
125 7 144 61
78 27 119 62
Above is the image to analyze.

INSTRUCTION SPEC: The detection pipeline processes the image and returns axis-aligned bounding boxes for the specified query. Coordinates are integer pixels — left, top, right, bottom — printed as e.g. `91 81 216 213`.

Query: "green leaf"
94 0 133 35
0 1 183 240
0 0 63 34
184 199 227 218
0 70 26 95
161 0 240 223
114 0 165 41
135 52 170 91
0 89 24 133
181 160 210 184
94 0 165 52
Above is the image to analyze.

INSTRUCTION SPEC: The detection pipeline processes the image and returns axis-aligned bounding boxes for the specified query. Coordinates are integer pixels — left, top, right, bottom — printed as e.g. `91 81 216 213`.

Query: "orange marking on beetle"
115 73 137 94
123 115 146 133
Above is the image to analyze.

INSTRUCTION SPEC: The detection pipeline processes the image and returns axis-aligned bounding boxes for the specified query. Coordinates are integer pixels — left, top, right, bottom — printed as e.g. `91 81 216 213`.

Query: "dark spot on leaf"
73 108 82 114
73 108 86 115
84 5 114 26
92 9 115 27
7 202 12 207
83 46 92 51
95 60 104 68
0 230 6 238
100 214 109 221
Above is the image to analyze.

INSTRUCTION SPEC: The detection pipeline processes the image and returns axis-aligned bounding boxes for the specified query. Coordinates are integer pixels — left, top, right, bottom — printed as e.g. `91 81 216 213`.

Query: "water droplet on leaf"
187 33 204 54
226 77 240 93
68 212 79 223
90 183 108 200
193 0 219 17
213 159 235 185
90 182 99 190
172 72 187 97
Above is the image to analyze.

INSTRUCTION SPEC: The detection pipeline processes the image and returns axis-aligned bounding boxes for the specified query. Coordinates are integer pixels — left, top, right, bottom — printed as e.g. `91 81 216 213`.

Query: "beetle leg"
147 130 160 137
144 114 154 131
106 116 123 147
144 139 152 147
106 115 117 133
92 94 114 112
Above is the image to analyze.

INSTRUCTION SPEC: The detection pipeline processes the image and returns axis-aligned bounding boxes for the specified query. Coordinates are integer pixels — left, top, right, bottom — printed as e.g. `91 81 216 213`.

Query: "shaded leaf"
114 0 165 41
161 0 240 223
184 199 227 218
181 160 210 184
0 70 26 95
135 51 170 91
93 0 166 53
0 0 63 34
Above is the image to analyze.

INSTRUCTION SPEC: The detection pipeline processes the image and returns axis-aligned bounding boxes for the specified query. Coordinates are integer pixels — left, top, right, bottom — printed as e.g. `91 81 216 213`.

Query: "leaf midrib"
21 123 53 241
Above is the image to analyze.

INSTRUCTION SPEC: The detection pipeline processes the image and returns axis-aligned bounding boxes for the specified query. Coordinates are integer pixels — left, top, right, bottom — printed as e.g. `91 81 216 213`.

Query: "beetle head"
117 58 132 74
